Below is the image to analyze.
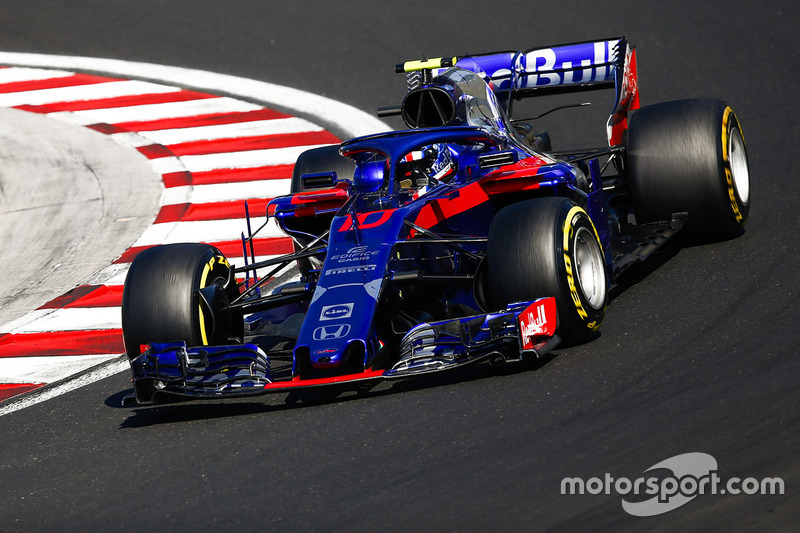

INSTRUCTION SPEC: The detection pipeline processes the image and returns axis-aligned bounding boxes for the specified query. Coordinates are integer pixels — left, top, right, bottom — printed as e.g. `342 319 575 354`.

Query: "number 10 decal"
337 209 397 232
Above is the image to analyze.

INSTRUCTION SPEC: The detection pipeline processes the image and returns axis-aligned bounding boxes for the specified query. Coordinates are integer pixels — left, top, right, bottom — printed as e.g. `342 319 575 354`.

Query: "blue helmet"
353 159 387 193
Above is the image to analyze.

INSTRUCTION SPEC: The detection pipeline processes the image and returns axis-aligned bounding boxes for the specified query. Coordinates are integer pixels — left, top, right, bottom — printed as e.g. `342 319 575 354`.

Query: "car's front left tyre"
486 197 607 345
121 243 242 360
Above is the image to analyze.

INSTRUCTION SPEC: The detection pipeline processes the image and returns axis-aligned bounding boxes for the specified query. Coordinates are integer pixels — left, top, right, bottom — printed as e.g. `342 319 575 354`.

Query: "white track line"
0 356 130 417
144 117 323 145
0 79 180 107
48 96 262 126
0 66 74 83
87 250 287 288
0 53 390 136
160 179 292 205
150 143 332 174
0 354 120 384
133 217 285 247
3 307 121 334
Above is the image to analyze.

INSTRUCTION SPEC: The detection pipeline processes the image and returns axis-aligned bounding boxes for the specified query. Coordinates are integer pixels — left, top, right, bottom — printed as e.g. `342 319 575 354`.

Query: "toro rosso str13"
121 37 750 405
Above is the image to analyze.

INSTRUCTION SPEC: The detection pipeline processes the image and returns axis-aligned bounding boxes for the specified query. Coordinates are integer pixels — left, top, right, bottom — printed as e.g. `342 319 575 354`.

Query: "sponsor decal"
622 47 638 106
518 297 557 350
563 254 588 320
319 303 354 321
329 245 381 263
562 206 602 327
337 209 397 232
523 40 618 88
427 40 621 92
325 264 377 276
313 348 338 355
312 324 351 340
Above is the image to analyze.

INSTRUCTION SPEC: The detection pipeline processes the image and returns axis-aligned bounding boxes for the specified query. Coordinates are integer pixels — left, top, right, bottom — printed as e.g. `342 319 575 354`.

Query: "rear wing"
396 37 639 145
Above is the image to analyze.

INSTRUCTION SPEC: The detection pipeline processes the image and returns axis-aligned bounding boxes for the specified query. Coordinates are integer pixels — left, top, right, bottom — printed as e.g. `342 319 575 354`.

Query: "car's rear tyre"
627 98 750 241
486 197 607 344
121 243 242 360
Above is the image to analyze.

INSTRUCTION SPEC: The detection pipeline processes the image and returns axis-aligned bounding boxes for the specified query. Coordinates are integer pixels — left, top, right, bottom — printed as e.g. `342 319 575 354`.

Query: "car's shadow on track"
607 244 682 304
107 352 559 428
607 227 749 304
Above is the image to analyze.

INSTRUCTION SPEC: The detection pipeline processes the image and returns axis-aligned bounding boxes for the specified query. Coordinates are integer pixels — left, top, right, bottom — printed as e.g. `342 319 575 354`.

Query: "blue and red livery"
121 37 750 405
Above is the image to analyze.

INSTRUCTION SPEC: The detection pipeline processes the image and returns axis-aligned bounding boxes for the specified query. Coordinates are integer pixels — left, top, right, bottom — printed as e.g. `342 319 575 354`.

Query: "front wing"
128 298 559 405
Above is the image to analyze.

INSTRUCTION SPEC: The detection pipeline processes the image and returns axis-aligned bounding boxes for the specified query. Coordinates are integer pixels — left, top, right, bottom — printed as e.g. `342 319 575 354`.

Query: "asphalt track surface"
0 1 798 530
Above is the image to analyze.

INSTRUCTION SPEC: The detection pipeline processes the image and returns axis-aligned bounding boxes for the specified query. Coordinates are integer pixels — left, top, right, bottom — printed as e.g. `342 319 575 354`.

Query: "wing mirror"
300 171 340 189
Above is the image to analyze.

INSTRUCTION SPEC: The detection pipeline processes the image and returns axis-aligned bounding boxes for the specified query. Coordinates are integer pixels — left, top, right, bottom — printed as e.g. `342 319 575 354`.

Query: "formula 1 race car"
121 37 750 405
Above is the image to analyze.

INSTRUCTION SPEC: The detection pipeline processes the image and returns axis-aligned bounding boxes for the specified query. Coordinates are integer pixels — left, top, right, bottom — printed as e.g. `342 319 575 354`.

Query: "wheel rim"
574 227 606 309
729 127 750 205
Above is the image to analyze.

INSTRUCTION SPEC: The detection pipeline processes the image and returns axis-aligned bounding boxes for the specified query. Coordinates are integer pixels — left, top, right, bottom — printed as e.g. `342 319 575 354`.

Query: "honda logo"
313 324 351 340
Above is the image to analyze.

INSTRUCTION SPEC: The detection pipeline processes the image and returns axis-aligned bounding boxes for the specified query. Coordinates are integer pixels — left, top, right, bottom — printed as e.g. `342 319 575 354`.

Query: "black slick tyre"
486 197 607 344
627 98 750 241
121 243 241 360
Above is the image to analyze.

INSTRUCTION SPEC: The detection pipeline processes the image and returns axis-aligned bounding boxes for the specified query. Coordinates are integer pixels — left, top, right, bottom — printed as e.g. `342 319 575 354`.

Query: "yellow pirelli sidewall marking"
197 255 217 346
562 205 594 319
562 205 602 323
721 106 744 223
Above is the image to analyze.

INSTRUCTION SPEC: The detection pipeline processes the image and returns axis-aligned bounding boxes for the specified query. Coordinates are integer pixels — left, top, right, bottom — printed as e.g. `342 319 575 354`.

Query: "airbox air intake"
401 86 455 129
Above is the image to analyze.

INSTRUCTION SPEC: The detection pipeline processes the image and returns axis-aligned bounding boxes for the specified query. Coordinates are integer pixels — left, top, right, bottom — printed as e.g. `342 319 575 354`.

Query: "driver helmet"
398 143 455 189
353 159 387 193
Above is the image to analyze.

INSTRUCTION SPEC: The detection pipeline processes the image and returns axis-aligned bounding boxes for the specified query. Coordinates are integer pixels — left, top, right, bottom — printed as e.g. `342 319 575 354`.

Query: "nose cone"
309 340 366 372
308 322 351 369
310 349 342 369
